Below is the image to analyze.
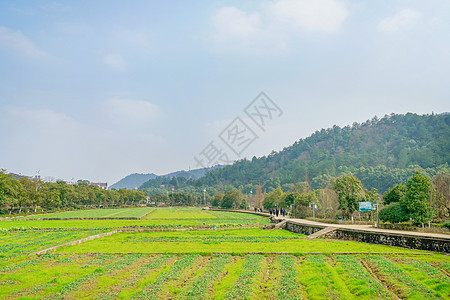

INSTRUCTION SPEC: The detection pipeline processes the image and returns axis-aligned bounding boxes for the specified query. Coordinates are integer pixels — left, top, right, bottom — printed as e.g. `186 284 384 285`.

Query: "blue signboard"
359 201 372 212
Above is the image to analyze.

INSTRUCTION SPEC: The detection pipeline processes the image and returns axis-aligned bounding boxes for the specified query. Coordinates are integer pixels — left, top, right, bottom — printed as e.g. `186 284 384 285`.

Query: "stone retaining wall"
282 220 450 253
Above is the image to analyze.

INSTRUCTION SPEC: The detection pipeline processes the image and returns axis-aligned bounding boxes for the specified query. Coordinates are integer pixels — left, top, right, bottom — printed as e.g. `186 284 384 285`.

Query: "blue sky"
0 0 449 184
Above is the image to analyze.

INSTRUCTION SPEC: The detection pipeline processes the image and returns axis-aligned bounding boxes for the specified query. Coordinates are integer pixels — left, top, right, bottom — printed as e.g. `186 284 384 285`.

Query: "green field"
14 207 155 219
0 207 449 299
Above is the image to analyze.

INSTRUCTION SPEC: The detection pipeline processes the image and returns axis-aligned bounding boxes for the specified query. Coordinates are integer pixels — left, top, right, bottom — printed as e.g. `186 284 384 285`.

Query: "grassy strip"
132 254 198 300
277 255 301 300
0 253 58 272
18 207 154 219
114 255 173 298
365 255 439 300
335 255 391 299
54 254 141 298
297 255 350 299
183 254 231 299
49 228 424 256
396 259 450 299
225 254 263 299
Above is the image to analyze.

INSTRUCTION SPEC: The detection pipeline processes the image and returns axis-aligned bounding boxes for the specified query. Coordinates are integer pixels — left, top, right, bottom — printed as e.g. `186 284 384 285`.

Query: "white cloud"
209 1 349 56
103 98 161 125
267 0 349 33
378 9 422 34
0 26 49 58
213 6 262 38
114 29 153 51
104 53 127 70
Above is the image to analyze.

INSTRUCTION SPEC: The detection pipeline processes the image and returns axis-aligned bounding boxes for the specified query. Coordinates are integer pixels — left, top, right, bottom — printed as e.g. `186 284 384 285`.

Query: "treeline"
215 171 448 225
0 171 146 214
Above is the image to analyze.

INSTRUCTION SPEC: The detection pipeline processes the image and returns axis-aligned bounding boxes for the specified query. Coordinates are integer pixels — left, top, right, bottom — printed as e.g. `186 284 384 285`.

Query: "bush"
379 202 409 223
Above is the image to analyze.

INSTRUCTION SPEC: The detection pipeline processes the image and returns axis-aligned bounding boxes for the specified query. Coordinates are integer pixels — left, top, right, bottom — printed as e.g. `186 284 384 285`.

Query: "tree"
365 188 380 203
253 184 264 209
431 173 450 220
380 202 409 223
383 184 406 205
221 190 244 209
263 187 284 210
402 171 433 225
211 194 224 207
332 174 365 218
0 171 22 212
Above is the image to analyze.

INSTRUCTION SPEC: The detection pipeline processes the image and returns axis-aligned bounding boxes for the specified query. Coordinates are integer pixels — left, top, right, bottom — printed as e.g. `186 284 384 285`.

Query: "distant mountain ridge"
111 166 223 190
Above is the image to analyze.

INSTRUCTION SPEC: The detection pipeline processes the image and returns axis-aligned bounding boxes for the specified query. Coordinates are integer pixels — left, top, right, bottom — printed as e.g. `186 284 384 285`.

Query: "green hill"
193 113 449 193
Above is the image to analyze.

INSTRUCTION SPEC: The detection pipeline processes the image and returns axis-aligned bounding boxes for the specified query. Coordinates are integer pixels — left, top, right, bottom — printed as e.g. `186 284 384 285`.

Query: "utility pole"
374 203 380 228
203 188 206 205
313 200 315 221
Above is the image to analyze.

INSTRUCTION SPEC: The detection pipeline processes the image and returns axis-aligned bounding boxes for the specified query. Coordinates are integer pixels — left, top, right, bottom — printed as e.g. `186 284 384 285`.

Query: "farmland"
0 207 449 299
13 207 155 219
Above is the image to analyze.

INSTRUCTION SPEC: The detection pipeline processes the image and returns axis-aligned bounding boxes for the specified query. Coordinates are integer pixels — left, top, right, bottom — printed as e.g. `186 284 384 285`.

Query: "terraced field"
0 207 449 299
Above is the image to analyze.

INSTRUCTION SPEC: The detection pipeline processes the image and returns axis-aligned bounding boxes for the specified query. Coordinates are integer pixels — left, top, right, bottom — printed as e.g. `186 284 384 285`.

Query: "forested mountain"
193 113 449 193
112 166 223 190
110 173 158 190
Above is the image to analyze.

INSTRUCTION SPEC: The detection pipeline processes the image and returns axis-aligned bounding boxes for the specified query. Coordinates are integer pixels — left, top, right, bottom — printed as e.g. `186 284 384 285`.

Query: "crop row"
132 254 199 299
126 235 302 243
226 254 263 299
277 255 301 300
184 254 231 299
0 253 447 299
21 207 154 219
55 254 142 298
365 255 439 300
0 230 103 258
336 255 392 299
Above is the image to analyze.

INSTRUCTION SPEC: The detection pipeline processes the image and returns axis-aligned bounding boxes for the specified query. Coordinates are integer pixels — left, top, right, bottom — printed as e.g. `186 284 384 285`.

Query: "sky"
0 0 449 185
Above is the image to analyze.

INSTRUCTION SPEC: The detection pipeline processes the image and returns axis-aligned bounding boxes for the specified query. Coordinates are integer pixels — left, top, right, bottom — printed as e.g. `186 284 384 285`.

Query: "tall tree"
332 174 365 218
431 173 450 220
402 171 433 225
0 171 22 212
253 184 264 209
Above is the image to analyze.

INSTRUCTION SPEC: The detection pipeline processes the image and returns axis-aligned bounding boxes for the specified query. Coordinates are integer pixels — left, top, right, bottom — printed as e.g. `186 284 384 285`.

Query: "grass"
0 207 269 230
15 207 154 219
0 206 449 299
55 228 432 254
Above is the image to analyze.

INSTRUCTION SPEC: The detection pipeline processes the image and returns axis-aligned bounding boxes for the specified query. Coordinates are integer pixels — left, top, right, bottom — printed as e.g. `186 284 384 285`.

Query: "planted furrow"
225 254 263 299
277 255 301 300
364 255 439 300
54 254 141 299
95 255 172 300
132 254 198 300
337 255 392 299
0 253 58 272
184 254 231 299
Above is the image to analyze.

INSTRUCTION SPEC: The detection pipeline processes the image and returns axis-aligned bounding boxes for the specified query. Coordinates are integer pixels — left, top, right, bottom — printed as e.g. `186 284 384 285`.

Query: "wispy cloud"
378 9 422 34
209 0 349 55
213 7 262 38
267 0 349 33
104 53 127 70
0 26 49 58
103 98 162 126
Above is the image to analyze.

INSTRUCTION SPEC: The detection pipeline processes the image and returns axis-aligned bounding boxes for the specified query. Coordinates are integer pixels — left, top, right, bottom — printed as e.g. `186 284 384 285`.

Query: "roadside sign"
359 201 372 212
